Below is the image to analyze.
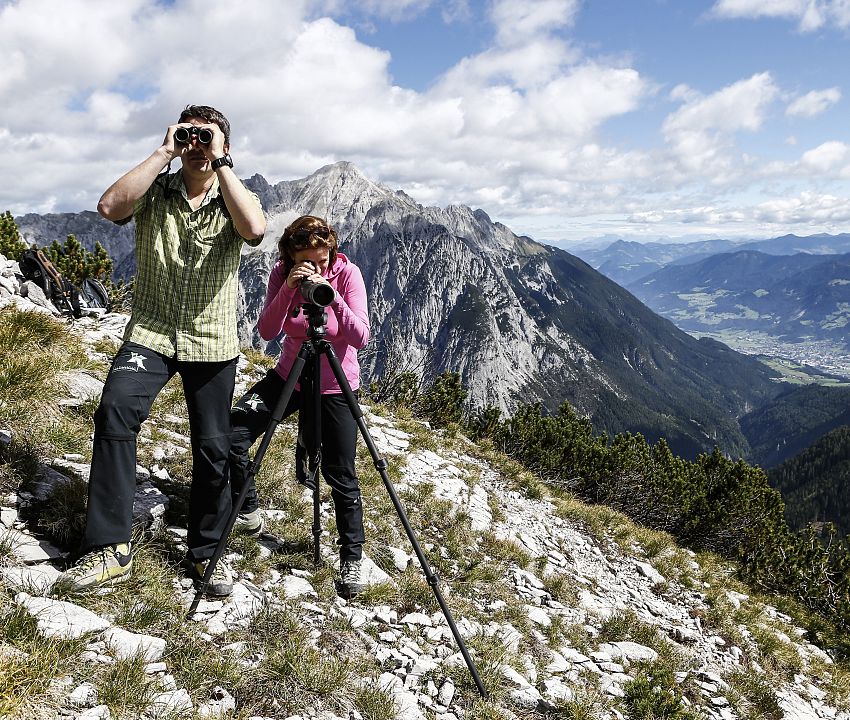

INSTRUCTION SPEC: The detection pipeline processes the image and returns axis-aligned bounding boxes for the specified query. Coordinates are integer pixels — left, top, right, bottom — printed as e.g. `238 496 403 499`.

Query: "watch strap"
211 154 233 170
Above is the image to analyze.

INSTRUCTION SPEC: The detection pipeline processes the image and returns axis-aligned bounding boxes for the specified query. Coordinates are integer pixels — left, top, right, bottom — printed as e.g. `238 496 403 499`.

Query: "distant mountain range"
14 162 791 460
572 233 850 286
625 250 850 350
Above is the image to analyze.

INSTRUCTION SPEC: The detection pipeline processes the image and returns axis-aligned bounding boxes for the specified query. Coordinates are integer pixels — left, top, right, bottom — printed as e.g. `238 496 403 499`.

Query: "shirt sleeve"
330 263 370 349
257 262 297 341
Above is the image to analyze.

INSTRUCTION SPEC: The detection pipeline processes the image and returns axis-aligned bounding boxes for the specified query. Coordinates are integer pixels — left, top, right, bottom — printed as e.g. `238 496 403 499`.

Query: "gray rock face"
232 162 780 461
15 210 136 281
10 164 781 459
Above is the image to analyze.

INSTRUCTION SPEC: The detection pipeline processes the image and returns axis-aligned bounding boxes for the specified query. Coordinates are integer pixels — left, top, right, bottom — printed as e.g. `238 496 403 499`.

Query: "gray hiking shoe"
59 543 133 591
337 559 364 599
187 557 234 597
233 508 264 536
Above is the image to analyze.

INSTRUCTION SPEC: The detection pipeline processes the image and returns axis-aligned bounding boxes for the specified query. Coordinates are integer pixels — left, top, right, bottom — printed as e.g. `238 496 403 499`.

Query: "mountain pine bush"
0 210 28 260
46 233 113 285
465 397 850 644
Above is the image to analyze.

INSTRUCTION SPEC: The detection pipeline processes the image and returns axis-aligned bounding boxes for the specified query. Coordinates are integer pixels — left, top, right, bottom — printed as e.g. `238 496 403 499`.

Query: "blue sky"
1 0 848 246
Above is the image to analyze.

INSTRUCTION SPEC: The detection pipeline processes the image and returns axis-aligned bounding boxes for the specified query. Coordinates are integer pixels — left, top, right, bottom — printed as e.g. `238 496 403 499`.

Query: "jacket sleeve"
257 262 297 341
330 263 370 349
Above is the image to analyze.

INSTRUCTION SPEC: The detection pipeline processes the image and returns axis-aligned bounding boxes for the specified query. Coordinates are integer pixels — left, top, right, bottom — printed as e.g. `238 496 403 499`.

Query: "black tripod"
187 301 487 698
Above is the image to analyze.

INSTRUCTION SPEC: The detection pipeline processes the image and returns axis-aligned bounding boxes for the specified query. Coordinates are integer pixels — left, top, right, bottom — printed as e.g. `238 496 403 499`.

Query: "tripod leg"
186 345 312 617
309 352 323 567
318 341 488 698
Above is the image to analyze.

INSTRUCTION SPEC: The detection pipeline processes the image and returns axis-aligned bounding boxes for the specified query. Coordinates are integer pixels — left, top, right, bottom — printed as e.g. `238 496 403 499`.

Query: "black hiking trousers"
229 367 365 563
82 341 237 562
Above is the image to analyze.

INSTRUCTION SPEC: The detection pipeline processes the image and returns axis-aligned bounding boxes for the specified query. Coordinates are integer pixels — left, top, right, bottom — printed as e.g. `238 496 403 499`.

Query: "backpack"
79 277 112 312
18 248 82 318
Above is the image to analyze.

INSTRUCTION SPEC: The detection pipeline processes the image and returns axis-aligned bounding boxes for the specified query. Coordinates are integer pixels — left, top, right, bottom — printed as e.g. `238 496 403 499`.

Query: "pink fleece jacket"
257 253 370 393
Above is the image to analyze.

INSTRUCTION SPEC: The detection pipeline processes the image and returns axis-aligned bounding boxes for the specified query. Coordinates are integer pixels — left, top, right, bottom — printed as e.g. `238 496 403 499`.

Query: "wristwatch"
211 154 233 170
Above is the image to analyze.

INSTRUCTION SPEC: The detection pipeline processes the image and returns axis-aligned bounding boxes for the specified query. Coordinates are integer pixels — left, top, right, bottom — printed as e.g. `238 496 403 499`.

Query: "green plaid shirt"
121 169 263 361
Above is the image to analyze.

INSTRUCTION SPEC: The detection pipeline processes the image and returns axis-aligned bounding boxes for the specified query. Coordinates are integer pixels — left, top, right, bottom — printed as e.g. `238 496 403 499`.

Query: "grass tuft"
0 597 87 718
354 682 398 720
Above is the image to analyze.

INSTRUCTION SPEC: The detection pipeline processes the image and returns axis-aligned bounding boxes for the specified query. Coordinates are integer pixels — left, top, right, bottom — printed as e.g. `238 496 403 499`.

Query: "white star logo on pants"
244 394 263 412
128 352 147 370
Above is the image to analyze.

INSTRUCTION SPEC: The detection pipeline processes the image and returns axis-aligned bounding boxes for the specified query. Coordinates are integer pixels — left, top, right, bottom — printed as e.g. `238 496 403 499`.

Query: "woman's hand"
286 260 327 289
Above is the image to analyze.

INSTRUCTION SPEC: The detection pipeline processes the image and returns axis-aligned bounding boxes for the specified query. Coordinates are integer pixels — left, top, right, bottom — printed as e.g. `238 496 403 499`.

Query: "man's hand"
160 124 186 162
197 123 226 161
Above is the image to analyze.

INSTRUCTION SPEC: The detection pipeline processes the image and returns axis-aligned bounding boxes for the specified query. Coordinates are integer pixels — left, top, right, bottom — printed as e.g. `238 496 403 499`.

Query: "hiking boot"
59 543 133 591
186 557 234 597
233 508 264 536
336 559 364 599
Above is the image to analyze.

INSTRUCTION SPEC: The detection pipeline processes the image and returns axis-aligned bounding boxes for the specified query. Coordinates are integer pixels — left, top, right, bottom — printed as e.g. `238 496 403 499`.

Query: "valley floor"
687 330 850 382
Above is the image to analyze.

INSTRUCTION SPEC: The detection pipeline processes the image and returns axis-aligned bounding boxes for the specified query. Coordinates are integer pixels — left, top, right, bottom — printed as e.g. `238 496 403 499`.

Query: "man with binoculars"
59 104 266 597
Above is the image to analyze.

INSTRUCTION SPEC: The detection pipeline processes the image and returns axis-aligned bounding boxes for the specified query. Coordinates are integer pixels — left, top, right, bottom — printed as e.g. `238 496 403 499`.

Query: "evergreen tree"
46 234 113 286
417 371 467 428
0 211 28 260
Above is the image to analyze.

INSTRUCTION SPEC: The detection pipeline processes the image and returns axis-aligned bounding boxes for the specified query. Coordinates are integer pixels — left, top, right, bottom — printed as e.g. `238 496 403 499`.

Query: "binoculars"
174 126 213 145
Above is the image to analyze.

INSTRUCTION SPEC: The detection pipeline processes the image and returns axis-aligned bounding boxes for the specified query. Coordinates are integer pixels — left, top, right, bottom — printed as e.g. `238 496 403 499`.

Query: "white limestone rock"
57 369 104 407
78 706 112 719
15 593 110 639
103 626 167 662
4 528 63 563
147 688 193 718
68 681 99 708
281 574 317 599
1 563 62 594
198 686 236 718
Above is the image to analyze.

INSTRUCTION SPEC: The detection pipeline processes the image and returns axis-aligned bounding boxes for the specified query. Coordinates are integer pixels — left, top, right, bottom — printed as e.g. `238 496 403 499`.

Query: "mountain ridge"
574 233 850 286
14 161 788 459
626 249 850 350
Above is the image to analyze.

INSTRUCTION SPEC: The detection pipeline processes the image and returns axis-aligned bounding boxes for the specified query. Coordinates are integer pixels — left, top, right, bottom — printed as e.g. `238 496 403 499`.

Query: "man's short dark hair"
179 104 231 146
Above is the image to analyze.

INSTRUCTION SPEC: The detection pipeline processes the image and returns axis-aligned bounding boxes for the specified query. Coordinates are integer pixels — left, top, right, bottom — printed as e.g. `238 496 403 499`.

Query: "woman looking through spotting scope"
227 215 370 598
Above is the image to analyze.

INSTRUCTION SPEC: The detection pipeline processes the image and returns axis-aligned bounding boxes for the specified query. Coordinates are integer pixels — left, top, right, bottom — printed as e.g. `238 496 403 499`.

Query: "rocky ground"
1 253 849 720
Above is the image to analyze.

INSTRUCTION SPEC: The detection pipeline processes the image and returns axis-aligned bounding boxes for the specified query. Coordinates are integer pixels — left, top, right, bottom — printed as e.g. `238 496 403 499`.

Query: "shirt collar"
175 168 221 208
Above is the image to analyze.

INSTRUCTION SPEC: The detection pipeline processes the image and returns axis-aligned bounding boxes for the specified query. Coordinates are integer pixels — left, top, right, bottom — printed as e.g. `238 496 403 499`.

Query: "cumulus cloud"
0 0 846 243
754 191 850 223
709 0 850 30
786 87 841 117
490 0 580 46
661 73 779 174
624 191 850 238
800 141 850 172
0 0 654 225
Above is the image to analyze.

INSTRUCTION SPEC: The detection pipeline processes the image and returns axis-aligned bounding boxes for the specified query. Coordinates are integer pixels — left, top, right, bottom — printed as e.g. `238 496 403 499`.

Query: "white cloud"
619 190 850 240
800 141 850 172
0 0 658 225
710 0 850 30
489 0 580 46
662 73 779 174
786 87 841 117
664 73 778 135
0 0 845 245
753 191 850 223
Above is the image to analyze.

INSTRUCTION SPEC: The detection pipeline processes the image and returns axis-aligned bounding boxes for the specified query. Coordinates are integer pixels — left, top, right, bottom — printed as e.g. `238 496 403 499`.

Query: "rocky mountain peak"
236 165 782 459
14 163 785 458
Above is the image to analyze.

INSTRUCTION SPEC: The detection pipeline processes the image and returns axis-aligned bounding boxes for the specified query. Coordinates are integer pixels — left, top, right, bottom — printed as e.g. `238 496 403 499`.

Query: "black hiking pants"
82 341 237 562
229 367 365 562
